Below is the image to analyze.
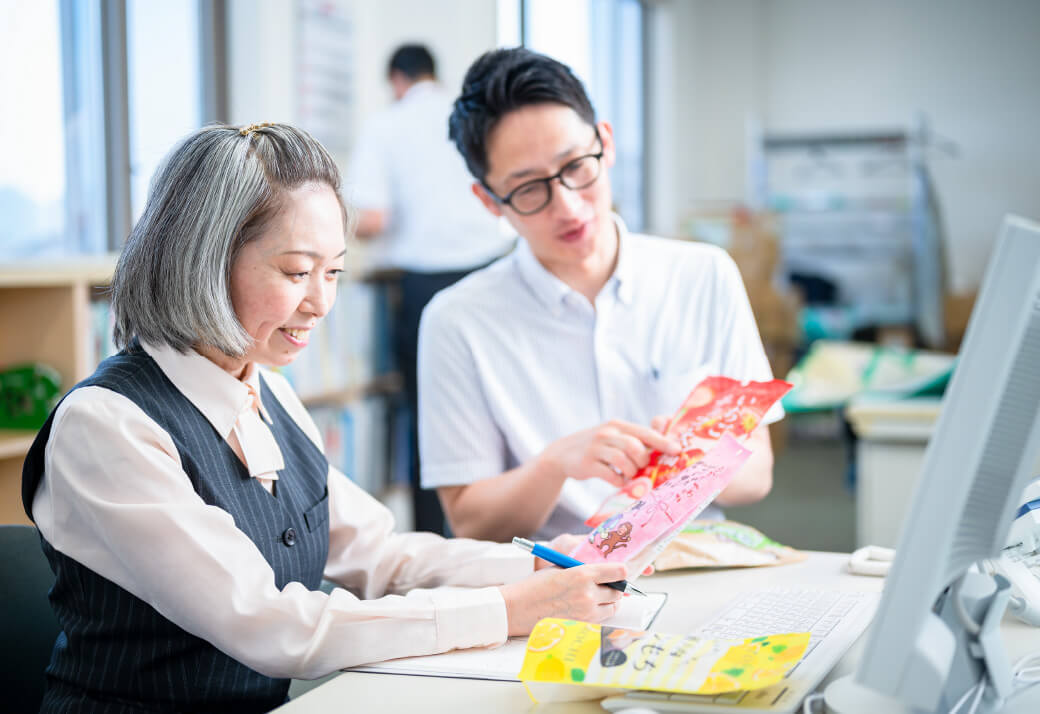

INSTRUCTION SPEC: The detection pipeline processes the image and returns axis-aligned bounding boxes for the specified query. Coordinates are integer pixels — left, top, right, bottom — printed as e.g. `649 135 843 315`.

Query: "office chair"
0 525 60 712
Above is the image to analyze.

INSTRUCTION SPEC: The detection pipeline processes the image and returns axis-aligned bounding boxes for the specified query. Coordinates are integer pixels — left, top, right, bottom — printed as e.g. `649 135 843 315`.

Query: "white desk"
274 552 1040 713
846 397 941 548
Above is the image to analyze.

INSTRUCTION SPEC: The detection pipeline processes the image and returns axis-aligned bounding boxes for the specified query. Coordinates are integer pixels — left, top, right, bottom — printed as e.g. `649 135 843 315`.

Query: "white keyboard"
601 588 879 713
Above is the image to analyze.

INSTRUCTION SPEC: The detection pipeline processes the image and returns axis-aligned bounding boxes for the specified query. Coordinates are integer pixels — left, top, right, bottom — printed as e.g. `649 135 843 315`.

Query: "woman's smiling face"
211 182 346 376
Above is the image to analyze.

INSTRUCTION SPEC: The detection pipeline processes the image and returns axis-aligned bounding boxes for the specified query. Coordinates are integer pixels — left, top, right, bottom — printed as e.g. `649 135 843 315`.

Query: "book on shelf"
309 397 389 495
274 279 392 401
388 398 411 487
88 299 118 370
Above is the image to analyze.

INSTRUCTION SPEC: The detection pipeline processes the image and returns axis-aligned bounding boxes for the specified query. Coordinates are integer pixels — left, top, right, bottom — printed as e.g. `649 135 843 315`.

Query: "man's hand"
436 418 684 542
650 415 670 434
538 420 681 487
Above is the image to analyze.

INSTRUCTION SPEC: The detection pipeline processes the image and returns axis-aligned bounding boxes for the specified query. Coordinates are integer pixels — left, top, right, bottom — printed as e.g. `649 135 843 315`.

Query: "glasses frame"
482 129 604 216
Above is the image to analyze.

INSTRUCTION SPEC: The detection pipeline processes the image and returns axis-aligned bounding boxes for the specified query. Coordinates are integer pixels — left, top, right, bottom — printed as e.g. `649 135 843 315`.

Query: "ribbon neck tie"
234 383 285 479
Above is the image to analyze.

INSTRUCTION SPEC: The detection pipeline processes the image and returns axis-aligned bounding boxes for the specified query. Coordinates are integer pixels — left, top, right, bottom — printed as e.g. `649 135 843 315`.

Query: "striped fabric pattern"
22 345 330 713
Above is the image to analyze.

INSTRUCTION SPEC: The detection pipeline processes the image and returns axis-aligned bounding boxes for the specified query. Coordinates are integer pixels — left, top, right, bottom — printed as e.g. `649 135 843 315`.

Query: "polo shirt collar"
513 212 634 314
612 213 636 306
514 239 573 317
140 341 273 440
402 79 437 102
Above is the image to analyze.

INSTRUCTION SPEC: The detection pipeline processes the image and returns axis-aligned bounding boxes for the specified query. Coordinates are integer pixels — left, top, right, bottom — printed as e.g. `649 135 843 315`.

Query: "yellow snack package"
518 618 810 703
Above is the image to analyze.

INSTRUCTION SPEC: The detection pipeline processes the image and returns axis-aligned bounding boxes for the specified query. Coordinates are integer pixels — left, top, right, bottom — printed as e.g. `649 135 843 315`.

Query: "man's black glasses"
483 130 604 216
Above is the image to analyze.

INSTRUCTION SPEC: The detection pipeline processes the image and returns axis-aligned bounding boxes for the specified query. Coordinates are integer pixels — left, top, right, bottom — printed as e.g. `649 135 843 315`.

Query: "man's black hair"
448 47 596 183
388 44 436 80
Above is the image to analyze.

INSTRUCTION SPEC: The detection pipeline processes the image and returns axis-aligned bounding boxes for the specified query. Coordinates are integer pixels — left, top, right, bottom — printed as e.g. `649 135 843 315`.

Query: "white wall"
349 0 498 131
650 0 1040 293
228 0 498 169
227 0 297 126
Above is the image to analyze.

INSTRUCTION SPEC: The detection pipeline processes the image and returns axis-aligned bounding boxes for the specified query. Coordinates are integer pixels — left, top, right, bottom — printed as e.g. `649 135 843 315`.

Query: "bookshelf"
1 258 401 525
299 372 402 409
0 432 37 460
0 257 118 524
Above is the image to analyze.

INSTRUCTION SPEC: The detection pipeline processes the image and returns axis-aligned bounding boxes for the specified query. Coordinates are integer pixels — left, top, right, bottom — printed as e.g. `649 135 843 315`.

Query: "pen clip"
513 537 535 551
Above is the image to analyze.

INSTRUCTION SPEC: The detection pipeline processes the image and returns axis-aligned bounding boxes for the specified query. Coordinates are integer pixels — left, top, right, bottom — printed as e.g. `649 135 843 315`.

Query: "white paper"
348 591 668 681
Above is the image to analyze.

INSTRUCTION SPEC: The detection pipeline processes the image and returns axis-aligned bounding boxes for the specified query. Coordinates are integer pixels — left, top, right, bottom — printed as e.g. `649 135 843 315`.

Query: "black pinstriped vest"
22 346 330 713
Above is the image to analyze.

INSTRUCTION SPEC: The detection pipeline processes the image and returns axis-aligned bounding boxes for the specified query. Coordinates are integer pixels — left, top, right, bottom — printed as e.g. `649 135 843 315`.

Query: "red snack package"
584 376 791 528
644 376 792 487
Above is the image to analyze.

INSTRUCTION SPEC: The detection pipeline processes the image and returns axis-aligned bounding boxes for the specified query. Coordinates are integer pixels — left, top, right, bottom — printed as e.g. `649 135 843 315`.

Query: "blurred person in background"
347 44 513 535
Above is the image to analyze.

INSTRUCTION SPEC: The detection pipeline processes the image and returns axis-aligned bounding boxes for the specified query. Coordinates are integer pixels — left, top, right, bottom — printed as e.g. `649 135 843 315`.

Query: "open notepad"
348 591 668 682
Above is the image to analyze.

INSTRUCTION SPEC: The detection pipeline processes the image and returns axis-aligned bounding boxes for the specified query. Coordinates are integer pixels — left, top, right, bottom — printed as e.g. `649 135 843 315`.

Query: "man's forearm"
439 459 567 541
713 430 774 507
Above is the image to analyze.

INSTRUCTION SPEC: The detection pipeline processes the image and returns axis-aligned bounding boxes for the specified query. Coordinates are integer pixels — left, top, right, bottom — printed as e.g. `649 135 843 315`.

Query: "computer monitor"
825 215 1040 714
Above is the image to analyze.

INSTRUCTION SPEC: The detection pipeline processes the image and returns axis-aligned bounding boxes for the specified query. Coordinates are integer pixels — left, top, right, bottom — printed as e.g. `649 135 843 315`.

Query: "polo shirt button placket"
282 527 298 547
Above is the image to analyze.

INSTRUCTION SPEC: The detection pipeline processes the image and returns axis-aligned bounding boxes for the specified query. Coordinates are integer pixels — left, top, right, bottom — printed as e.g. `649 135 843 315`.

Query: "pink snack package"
570 434 753 576
585 376 791 528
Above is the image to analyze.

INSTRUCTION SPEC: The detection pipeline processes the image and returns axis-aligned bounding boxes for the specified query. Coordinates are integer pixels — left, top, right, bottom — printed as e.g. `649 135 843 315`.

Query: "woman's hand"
499 562 628 636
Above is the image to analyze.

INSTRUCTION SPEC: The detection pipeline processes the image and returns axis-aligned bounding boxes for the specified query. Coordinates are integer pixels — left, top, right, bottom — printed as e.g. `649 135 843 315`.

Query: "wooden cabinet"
0 258 118 524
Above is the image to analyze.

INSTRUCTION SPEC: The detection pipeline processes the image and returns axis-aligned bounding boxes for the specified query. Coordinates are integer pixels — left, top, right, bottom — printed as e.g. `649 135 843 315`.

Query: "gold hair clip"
239 122 276 137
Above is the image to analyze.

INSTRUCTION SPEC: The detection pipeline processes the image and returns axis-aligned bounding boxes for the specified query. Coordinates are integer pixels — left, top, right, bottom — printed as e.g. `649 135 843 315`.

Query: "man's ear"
597 120 617 170
472 182 503 217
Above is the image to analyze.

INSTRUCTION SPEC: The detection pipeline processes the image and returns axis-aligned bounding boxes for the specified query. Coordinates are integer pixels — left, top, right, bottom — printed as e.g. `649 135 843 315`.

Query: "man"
418 47 781 542
347 44 513 534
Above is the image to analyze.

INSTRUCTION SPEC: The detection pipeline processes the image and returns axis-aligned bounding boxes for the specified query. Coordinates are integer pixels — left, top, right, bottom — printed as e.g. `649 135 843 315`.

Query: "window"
126 0 203 221
1 0 106 257
1 0 219 258
496 0 521 47
522 0 645 230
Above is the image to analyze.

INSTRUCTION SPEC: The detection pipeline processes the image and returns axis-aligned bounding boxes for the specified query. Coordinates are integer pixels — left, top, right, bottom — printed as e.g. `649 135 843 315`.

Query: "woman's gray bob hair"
110 122 348 357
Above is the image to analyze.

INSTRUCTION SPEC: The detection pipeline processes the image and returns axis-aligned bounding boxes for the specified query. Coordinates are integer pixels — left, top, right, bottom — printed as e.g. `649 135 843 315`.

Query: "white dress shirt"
31 341 533 680
345 80 514 272
418 215 782 539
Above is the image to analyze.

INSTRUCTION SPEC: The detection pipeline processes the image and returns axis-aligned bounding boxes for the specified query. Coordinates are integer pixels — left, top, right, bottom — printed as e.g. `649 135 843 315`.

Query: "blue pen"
513 537 647 597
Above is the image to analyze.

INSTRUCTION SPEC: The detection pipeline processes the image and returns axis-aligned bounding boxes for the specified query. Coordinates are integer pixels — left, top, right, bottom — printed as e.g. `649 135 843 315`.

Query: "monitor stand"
823 572 1013 714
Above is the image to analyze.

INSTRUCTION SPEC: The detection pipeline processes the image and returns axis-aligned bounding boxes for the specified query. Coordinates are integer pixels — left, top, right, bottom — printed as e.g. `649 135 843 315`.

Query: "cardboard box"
729 209 802 347
944 291 976 352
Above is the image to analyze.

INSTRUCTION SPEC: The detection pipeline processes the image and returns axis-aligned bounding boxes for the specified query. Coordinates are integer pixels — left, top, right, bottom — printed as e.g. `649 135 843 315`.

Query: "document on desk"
348 591 667 682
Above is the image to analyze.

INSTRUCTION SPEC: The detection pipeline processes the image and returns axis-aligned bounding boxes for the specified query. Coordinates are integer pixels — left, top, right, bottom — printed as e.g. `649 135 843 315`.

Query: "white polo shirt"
418 215 782 539
345 80 513 272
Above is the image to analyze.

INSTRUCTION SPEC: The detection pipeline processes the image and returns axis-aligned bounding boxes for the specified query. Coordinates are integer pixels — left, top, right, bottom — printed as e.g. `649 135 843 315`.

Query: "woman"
22 123 628 713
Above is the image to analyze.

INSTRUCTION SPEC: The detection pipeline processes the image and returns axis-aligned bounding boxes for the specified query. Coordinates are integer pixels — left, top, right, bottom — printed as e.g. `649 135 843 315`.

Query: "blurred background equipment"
746 117 955 351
